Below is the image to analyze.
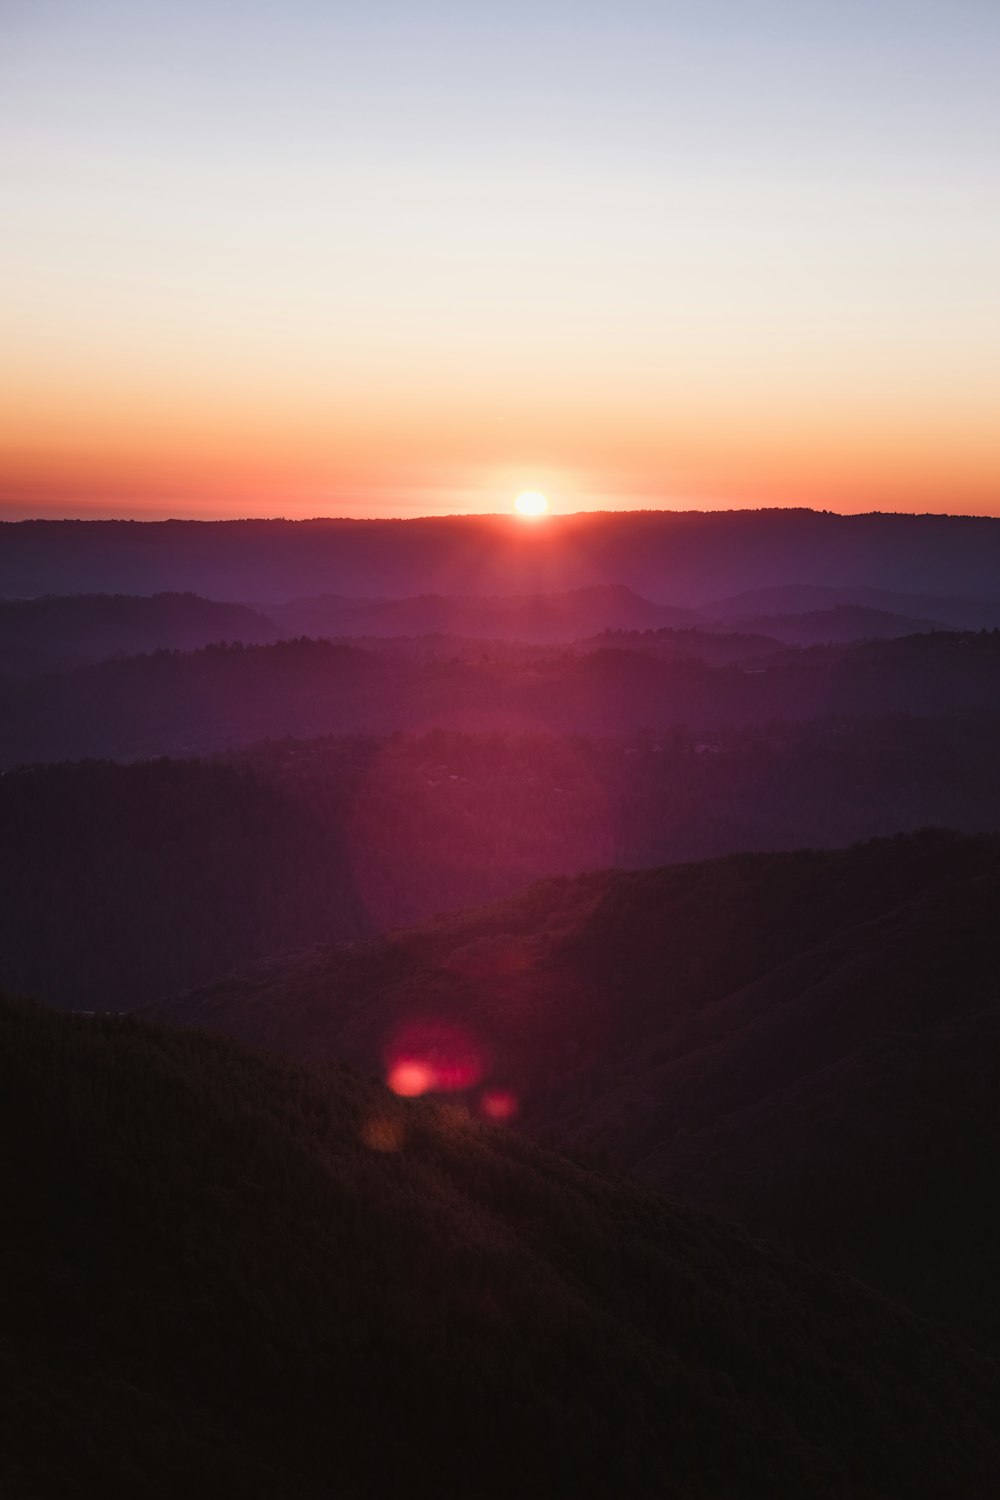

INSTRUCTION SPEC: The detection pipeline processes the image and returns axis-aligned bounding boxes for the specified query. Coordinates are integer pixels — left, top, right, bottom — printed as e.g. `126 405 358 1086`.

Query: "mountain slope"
3 993 999 1499
154 831 1000 1350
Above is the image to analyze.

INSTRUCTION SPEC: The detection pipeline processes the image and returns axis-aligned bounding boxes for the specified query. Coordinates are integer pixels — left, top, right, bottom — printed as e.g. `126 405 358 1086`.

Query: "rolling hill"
5 718 1000 1010
152 830 1000 1352
2 628 999 766
3 992 999 1498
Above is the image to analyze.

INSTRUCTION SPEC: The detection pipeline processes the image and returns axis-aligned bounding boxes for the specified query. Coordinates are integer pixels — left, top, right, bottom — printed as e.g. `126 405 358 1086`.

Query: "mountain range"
5 511 1000 603
5 509 1000 1496
3 628 1000 767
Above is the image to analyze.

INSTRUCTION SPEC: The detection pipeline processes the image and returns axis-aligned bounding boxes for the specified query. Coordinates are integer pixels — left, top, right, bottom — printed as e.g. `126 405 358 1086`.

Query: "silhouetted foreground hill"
0 592 278 674
5 719 1000 1009
2 629 999 765
3 994 999 1499
154 831 1000 1352
4 510 1000 601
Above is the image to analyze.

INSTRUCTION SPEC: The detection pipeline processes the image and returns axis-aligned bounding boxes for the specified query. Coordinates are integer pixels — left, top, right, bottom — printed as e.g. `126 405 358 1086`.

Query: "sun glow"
515 490 549 518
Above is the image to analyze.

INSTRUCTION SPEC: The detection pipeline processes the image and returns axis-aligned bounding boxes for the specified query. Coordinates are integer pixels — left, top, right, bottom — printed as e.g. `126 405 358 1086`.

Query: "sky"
1 0 998 519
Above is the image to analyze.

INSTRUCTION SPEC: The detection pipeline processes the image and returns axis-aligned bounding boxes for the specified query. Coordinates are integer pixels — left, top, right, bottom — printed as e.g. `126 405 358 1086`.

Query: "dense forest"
3 629 1000 765
4 716 1000 1008
153 830 1000 1355
304 623 788 665
4 992 999 1499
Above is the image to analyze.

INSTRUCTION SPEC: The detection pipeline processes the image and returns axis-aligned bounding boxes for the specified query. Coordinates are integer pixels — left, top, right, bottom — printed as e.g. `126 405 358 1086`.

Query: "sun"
514 490 549 518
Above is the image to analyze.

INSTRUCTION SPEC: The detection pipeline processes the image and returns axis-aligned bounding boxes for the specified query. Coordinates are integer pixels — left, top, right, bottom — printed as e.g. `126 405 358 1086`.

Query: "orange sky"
2 2 998 519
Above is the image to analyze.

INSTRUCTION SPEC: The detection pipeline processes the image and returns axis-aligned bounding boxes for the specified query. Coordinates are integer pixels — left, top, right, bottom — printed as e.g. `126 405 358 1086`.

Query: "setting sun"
515 491 549 518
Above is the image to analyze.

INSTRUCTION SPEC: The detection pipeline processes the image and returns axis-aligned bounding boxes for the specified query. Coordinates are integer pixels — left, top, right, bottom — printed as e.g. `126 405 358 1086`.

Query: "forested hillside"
153 830 1000 1352
2 629 999 765
4 717 1000 1008
3 993 999 1499
5 510 1000 601
301 624 787 665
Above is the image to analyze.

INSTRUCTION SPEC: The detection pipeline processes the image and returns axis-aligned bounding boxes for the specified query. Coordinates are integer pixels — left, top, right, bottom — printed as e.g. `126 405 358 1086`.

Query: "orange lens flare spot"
388 1060 436 1097
481 1089 519 1122
385 1018 487 1097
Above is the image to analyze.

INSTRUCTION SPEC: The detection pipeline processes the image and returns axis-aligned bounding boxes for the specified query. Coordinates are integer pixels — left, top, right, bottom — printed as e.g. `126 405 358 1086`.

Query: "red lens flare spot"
388 1060 436 1097
385 1018 487 1097
481 1089 519 1122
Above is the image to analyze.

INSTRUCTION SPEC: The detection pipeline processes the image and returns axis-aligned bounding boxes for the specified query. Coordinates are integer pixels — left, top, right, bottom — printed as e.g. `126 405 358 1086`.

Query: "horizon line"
3 504 1000 526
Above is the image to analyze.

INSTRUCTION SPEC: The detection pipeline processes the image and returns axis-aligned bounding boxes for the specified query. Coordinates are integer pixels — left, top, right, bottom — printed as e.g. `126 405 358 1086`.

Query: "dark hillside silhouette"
3 993 999 1499
4 510 1000 602
153 831 1000 1352
2 629 999 765
4 511 1000 1494
4 718 1000 1008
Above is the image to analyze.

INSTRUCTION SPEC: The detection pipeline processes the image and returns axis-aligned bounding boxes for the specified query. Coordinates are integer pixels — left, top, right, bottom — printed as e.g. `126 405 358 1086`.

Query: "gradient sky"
1 0 998 518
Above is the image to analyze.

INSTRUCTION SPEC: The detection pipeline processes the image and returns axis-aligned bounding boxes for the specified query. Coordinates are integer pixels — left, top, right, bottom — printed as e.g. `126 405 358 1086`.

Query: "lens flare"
388 1060 436 1097
385 1018 487 1097
481 1090 519 1122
